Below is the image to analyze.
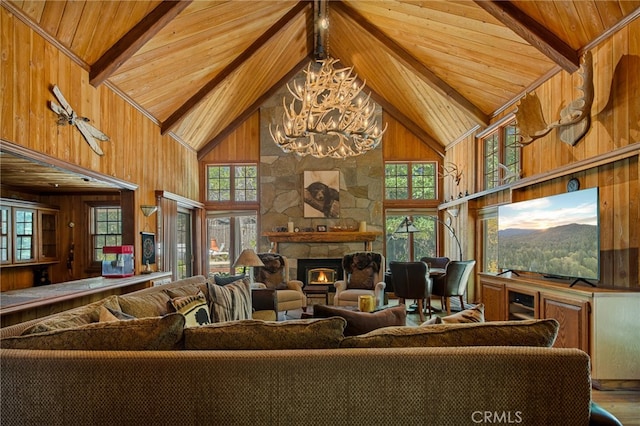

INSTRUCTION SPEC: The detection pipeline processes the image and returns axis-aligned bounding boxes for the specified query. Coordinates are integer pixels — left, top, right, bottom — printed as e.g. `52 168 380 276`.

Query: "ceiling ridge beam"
162 1 310 136
89 1 192 87
333 1 489 127
197 56 312 160
473 1 580 73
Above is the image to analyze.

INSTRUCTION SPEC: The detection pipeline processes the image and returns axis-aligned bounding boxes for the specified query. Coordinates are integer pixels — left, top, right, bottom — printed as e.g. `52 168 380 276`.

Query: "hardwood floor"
290 298 640 424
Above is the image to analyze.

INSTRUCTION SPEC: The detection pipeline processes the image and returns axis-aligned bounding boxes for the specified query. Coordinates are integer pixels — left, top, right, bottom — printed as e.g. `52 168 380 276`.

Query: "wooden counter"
263 231 382 252
0 272 172 327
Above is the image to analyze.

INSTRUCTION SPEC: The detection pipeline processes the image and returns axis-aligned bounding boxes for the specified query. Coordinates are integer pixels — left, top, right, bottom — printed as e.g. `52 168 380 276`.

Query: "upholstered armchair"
253 253 307 315
334 252 386 308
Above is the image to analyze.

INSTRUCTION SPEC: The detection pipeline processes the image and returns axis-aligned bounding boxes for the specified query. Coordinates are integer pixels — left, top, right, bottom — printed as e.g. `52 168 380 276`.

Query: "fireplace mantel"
263 231 381 252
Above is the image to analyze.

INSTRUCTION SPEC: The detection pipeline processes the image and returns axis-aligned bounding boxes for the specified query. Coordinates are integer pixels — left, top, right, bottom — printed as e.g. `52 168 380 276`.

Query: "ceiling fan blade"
52 85 75 117
75 121 104 156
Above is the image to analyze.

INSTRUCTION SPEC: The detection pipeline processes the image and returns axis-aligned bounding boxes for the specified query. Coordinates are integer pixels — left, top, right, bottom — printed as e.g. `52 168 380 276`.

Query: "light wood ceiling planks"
4 0 640 157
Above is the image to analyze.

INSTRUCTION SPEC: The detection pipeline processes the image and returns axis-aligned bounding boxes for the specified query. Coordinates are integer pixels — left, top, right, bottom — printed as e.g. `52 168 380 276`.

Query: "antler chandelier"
270 57 386 159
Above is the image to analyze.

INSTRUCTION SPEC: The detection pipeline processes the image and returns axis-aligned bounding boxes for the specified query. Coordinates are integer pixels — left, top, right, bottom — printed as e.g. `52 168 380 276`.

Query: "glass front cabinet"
0 200 59 266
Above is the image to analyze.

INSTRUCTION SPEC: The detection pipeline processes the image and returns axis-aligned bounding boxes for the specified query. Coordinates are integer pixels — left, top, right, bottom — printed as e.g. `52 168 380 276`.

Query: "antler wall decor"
515 51 594 147
440 162 463 186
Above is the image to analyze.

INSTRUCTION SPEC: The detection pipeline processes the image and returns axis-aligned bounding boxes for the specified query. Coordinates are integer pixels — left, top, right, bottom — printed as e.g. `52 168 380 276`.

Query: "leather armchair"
253 253 307 315
334 252 386 307
434 260 476 314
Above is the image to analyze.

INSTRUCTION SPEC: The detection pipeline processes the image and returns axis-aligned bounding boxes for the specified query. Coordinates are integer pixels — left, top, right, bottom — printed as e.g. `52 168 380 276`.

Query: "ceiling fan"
49 85 109 156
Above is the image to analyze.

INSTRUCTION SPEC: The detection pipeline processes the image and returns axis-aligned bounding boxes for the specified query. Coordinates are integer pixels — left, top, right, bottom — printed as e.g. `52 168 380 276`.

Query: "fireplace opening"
308 268 335 285
297 258 343 289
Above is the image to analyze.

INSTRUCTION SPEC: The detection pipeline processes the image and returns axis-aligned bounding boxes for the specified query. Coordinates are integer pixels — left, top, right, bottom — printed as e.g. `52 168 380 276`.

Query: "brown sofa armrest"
252 288 277 313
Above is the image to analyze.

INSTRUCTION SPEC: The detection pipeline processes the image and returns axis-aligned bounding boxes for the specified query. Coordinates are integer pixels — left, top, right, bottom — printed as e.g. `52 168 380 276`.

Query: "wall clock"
567 178 580 192
141 232 155 265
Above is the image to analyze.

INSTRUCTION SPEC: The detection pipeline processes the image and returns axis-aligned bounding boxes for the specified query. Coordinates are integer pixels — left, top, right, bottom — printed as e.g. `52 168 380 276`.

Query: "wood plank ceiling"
4 0 640 163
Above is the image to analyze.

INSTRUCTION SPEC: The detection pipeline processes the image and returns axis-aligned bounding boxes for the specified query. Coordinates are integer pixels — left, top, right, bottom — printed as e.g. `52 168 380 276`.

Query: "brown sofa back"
1 346 591 426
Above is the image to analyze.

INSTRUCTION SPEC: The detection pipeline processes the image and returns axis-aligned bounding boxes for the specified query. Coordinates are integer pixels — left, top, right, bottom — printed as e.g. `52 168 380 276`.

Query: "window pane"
207 165 231 201
411 215 437 259
385 163 409 200
93 207 122 261
386 215 409 262
484 133 499 189
411 163 437 200
207 212 258 275
234 165 258 202
483 216 499 273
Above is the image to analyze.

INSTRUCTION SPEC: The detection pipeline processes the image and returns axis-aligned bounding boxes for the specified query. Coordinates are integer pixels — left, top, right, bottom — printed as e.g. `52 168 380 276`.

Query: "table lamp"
232 249 264 283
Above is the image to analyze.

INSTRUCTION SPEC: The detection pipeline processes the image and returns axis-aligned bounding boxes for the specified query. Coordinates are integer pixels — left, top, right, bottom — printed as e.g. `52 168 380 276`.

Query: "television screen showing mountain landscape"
498 188 599 280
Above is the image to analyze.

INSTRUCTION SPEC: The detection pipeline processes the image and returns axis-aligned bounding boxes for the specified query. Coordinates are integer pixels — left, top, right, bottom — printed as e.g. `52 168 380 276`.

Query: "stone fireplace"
297 258 343 287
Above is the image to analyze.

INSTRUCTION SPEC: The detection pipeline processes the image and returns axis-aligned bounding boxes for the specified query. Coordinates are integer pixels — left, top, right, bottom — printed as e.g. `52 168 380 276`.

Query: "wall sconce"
447 208 459 218
140 205 158 217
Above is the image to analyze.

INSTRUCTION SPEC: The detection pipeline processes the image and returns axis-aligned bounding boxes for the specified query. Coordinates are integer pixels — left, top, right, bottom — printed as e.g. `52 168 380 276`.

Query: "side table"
303 284 330 305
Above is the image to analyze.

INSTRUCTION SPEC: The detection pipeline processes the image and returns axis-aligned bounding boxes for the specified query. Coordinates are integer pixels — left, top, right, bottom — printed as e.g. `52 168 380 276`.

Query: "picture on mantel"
303 170 340 218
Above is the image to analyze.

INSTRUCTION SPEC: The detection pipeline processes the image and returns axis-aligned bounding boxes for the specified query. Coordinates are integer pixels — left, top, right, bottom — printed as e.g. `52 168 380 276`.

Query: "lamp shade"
395 217 419 233
232 249 265 268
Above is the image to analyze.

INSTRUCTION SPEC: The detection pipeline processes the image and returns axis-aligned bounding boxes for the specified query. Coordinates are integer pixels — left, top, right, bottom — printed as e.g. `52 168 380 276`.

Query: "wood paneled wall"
447 21 639 289
1 9 200 287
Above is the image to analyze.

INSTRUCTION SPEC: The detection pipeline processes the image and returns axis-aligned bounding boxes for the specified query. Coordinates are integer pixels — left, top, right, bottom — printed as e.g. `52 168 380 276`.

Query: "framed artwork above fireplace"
303 170 340 218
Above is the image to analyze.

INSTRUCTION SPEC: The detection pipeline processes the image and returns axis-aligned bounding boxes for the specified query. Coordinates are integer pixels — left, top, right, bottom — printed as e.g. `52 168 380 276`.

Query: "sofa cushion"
207 278 252 322
21 296 122 335
212 273 246 286
2 313 185 351
422 304 485 325
118 291 172 318
340 319 559 348
99 306 136 322
184 317 347 350
313 304 406 336
170 291 210 328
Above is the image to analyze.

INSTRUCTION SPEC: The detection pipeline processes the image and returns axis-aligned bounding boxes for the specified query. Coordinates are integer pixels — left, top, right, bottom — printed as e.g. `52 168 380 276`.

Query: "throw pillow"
99 306 136 322
2 313 185 351
421 304 485 325
313 304 406 336
170 291 211 327
21 296 122 335
184 317 347 350
207 278 252 322
340 319 559 348
118 291 172 318
213 273 246 286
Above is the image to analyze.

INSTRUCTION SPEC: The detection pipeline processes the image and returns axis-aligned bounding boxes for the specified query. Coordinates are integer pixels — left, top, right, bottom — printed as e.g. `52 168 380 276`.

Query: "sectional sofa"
0 275 621 425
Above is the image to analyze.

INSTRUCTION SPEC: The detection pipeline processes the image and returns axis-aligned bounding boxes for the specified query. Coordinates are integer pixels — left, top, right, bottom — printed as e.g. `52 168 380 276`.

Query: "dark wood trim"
90 1 193 87
333 1 489 127
162 1 311 135
473 1 580 73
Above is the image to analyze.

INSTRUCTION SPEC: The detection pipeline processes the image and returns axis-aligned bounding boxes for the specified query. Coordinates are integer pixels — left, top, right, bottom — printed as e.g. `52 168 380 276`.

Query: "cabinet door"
1 206 11 264
481 281 506 321
540 295 590 353
38 209 59 262
13 207 36 263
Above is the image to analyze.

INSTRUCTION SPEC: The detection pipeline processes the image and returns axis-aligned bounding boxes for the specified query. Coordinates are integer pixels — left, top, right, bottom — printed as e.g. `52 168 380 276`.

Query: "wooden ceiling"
4 0 640 162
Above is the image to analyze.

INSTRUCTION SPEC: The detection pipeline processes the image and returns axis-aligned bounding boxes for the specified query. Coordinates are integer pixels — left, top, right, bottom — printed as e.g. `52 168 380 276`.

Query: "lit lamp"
232 249 265 283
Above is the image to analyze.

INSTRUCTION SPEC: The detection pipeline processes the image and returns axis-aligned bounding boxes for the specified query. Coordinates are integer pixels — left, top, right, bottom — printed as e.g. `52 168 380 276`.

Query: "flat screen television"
498 187 599 285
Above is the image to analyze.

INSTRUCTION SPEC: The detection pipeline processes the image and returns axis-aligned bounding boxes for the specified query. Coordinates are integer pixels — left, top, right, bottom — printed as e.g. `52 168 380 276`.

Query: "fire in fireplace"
297 258 343 287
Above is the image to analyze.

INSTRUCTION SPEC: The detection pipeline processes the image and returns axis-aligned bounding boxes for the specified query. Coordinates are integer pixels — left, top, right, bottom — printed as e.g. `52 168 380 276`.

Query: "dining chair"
389 261 432 323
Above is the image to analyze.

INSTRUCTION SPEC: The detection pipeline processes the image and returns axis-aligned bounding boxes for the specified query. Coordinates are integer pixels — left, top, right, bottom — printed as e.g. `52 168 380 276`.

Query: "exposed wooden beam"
163 1 310 136
473 1 580 73
89 1 192 87
368 91 445 158
197 56 312 160
333 1 489 127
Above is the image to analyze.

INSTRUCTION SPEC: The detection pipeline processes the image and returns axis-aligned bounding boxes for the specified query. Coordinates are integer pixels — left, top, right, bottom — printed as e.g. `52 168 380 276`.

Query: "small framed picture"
317 225 327 232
